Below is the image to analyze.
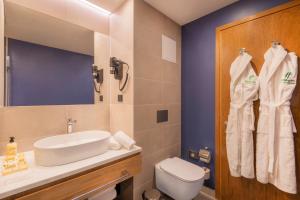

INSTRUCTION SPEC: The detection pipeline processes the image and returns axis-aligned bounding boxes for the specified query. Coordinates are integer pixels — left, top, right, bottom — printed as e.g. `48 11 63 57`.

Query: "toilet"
155 157 209 200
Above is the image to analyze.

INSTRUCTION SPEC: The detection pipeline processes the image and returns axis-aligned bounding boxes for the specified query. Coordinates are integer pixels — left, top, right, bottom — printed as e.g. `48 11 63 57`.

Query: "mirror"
3 1 103 106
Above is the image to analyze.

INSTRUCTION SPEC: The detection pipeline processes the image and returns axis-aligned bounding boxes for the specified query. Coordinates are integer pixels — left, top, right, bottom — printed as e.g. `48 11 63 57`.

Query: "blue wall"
181 0 289 189
8 39 94 106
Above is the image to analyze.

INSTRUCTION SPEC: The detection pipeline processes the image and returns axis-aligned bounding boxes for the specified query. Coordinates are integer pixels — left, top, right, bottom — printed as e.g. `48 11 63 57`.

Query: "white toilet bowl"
155 157 209 200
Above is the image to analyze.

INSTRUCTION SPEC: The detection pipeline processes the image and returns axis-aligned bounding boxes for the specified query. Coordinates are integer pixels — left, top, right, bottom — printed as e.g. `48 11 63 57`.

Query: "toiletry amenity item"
113 131 135 150
6 137 17 156
108 137 121 150
199 147 211 163
17 153 28 170
2 137 28 175
226 52 258 179
256 44 298 194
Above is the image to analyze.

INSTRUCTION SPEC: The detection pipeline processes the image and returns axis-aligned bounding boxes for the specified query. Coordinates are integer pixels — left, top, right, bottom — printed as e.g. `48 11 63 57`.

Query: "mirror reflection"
3 1 100 106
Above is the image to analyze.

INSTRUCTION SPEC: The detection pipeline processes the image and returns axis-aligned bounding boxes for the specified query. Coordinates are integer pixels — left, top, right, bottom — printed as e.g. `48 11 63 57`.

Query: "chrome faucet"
67 118 77 133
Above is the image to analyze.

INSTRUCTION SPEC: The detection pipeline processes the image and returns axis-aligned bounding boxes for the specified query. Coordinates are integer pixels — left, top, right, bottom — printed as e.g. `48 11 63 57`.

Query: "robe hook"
272 41 281 48
239 48 246 55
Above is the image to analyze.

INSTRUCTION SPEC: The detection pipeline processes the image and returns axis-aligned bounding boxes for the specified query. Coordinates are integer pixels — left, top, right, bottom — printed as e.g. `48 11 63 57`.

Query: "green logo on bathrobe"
281 72 296 84
245 74 256 85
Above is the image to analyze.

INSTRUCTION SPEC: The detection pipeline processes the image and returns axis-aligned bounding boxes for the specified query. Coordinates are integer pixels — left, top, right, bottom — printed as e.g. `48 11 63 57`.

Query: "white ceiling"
144 0 238 25
87 0 126 12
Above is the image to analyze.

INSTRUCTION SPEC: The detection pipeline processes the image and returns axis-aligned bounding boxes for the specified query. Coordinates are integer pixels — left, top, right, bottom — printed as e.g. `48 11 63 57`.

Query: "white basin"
34 130 111 166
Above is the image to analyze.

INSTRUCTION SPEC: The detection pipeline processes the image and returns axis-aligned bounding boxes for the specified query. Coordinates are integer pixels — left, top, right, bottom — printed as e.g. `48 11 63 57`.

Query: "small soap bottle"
2 137 18 175
6 137 17 156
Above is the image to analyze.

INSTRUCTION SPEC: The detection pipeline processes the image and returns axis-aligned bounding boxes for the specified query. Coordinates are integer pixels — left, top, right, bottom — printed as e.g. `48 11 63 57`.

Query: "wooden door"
216 1 300 200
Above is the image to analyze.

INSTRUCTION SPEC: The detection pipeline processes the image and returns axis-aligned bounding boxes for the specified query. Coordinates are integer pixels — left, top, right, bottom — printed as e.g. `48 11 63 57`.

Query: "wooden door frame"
215 1 300 199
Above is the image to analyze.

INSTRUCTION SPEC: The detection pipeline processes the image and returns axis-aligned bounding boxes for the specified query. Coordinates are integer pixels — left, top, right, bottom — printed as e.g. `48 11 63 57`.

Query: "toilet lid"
159 157 205 182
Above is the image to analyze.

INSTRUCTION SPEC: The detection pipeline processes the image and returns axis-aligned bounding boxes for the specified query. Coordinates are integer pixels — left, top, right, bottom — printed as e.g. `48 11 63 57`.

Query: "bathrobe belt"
260 101 291 174
230 102 255 131
230 102 255 170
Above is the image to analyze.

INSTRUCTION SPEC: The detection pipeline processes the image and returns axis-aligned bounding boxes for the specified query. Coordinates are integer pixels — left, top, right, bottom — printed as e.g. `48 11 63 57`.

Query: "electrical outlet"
118 95 123 102
189 149 199 160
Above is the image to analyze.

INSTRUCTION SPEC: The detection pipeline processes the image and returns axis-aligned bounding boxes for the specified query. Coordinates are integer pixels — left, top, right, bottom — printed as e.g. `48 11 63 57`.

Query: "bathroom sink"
34 130 111 166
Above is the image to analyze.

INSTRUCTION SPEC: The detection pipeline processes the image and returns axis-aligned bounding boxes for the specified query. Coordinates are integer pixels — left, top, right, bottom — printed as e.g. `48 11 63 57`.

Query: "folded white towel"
108 136 121 150
113 131 135 150
88 186 116 200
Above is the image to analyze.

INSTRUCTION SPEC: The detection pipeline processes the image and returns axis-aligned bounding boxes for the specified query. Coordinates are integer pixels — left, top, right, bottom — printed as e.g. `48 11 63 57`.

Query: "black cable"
119 63 129 91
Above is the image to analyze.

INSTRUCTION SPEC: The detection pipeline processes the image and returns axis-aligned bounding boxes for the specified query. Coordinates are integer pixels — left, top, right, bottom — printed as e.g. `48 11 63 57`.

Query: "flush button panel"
157 110 168 123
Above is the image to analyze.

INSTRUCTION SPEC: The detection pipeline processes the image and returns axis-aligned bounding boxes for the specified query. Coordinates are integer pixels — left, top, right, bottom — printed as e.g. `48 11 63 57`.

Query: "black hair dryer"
110 57 124 80
92 64 103 93
110 57 129 91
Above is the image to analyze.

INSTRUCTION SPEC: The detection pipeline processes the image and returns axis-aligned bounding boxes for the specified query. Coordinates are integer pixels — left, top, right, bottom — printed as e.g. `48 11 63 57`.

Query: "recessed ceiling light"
77 0 111 15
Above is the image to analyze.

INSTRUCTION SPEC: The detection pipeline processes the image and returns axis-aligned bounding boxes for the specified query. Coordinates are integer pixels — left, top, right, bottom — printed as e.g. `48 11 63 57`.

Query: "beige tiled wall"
0 104 110 154
133 0 182 199
0 0 4 107
109 3 181 199
109 0 134 137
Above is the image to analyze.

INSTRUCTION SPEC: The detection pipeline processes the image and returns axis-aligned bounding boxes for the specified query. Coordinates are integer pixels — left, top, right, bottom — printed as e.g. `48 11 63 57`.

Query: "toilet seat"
159 157 205 182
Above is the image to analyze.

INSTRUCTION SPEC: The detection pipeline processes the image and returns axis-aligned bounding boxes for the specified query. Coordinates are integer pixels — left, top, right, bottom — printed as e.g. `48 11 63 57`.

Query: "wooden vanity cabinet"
4 153 141 200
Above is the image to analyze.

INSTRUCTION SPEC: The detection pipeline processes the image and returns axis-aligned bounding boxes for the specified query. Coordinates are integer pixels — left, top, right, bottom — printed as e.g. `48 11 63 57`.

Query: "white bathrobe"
226 53 259 178
256 45 297 194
